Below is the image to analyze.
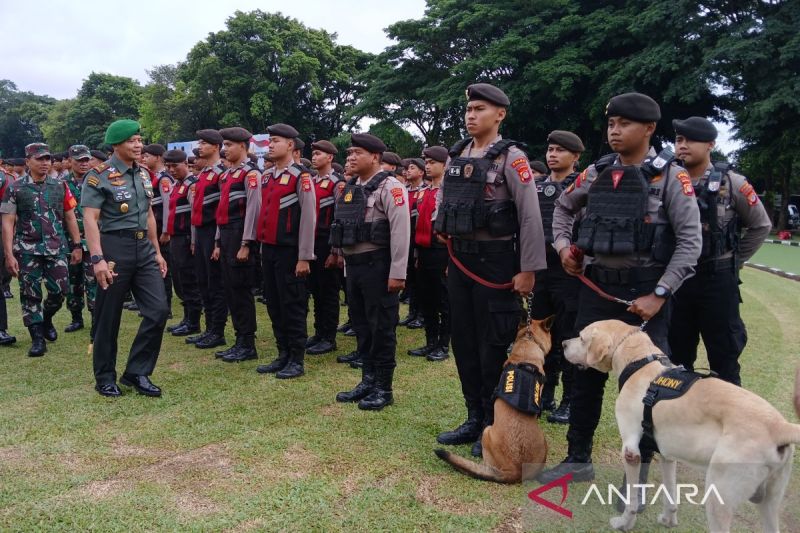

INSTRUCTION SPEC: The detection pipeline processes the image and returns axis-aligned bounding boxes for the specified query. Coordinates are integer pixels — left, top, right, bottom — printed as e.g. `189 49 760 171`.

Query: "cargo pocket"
284 273 308 300
487 298 522 346
380 293 399 323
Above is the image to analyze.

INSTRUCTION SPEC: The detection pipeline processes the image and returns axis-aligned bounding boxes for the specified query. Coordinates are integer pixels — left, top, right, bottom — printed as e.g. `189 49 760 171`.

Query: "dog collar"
618 354 672 392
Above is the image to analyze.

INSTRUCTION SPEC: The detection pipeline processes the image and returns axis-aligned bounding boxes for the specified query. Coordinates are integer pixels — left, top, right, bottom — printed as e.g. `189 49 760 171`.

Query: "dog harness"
493 363 545 416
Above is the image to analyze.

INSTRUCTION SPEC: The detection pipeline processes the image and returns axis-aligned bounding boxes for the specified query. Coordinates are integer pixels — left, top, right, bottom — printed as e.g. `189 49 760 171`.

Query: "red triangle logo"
612 170 624 190
528 472 573 518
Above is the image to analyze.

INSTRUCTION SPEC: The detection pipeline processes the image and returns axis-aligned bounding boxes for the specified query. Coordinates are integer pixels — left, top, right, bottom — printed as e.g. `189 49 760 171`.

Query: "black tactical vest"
493 363 545 416
329 171 392 247
536 172 578 244
695 162 738 261
434 138 520 237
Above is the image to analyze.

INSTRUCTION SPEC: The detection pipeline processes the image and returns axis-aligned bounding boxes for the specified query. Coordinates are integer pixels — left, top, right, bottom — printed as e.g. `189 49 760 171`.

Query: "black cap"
547 130 585 153
530 160 549 174
311 140 338 155
143 143 166 156
382 151 402 166
350 133 387 154
164 149 187 163
90 150 108 162
293 137 305 151
466 83 510 107
331 162 344 174
606 92 661 122
423 146 448 163
672 117 717 142
267 123 299 139
219 127 253 143
196 129 224 145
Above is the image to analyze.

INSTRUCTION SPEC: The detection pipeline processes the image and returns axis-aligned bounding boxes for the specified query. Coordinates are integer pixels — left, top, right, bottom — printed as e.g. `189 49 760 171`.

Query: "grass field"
0 267 798 532
750 242 800 274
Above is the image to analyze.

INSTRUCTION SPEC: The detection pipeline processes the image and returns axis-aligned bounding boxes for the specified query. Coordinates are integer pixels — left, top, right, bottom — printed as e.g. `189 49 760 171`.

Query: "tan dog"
435 317 553 483
564 319 800 532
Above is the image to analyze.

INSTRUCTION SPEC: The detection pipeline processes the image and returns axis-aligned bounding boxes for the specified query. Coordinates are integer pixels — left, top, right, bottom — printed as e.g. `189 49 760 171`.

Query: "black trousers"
567 266 671 450
92 233 169 385
0 247 8 330
158 239 173 312
416 247 450 347
668 263 746 385
169 234 202 322
308 240 340 341
448 247 521 420
219 224 257 338
405 245 418 312
193 224 227 334
531 251 580 400
262 244 308 353
346 250 399 371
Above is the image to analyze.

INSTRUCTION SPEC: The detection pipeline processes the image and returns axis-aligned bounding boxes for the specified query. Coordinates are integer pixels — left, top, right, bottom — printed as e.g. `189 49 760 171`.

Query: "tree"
368 121 423 158
0 80 55 157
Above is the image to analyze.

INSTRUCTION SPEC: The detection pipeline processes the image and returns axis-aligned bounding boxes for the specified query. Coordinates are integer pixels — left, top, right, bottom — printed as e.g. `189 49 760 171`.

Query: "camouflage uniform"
0 173 77 326
64 171 97 315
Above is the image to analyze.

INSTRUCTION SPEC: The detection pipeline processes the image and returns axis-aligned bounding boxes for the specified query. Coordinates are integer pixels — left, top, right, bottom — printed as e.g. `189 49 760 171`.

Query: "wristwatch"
90 254 105 265
654 285 671 299
70 241 82 250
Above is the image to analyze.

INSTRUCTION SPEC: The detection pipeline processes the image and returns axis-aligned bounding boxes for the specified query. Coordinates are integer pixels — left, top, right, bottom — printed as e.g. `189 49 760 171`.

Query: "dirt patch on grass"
492 506 523 533
226 517 265 532
174 492 222 515
0 445 25 462
414 474 489 515
80 479 129 499
111 436 172 459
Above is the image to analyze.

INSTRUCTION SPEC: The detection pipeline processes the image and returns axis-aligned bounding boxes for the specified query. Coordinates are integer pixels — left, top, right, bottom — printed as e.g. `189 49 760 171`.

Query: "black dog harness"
493 363 545 416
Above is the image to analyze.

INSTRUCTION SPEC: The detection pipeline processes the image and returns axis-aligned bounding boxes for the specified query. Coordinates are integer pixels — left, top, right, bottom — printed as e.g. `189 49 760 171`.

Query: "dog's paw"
657 511 678 528
610 514 635 531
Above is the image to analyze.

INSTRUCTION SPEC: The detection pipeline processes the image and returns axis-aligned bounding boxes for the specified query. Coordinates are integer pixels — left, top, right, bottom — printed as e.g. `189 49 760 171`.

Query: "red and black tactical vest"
313 172 342 240
191 162 225 227
216 162 259 227
257 163 308 246
151 169 174 232
167 175 198 236
414 186 442 248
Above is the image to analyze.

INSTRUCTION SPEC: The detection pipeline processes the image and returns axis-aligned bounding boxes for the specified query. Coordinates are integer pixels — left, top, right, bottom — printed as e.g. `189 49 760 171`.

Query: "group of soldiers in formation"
0 82 773 480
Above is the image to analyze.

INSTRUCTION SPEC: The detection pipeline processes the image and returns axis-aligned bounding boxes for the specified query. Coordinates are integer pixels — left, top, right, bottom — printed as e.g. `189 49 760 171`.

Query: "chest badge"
344 191 353 203
543 184 557 197
120 203 129 213
612 170 624 190
464 164 474 178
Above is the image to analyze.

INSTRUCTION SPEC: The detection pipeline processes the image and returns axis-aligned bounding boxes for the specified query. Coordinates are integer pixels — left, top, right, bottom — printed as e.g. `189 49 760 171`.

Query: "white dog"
564 319 800 532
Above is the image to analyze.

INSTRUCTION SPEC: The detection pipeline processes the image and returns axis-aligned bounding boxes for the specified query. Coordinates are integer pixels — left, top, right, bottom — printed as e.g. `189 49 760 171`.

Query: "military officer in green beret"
81 119 170 398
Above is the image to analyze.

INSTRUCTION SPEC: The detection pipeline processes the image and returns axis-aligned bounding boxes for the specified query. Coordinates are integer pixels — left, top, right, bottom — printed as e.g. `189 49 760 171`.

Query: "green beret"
673 117 717 142
382 151 402 166
423 146 448 163
547 130 585 153
350 133 387 154
104 119 141 145
311 140 337 155
606 92 661 122
466 83 510 107
220 127 253 143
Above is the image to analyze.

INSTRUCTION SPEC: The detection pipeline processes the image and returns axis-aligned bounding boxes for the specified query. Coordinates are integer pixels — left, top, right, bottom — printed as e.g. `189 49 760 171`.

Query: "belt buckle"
135 231 145 239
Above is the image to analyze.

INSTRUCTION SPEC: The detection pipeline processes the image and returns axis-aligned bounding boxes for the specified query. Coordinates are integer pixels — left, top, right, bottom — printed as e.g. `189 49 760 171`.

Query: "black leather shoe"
406 318 424 329
547 401 570 424
166 319 186 333
336 322 351 333
349 356 363 369
257 352 289 374
536 455 595 484
0 330 16 345
398 313 416 327
336 350 360 364
305 335 321 349
426 347 450 362
223 345 258 362
95 383 121 397
336 372 374 403
119 374 162 397
408 344 434 357
436 410 483 445
186 331 211 344
172 322 200 337
195 332 226 349
307 339 336 355
342 327 356 337
215 341 241 359
276 361 304 379
124 301 139 311
357 369 393 410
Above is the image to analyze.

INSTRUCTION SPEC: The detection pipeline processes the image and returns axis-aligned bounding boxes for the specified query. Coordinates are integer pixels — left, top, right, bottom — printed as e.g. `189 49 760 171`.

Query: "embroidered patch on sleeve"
64 185 77 209
247 171 260 189
86 176 99 187
301 174 312 192
160 178 171 193
676 171 694 196
511 158 532 183
390 187 405 206
739 182 758 206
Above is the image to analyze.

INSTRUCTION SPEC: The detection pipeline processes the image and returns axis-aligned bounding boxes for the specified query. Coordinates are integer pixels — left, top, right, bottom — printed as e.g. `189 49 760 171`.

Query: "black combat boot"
256 350 289 374
547 398 570 424
64 310 84 333
276 349 304 379
336 350 361 364
336 367 375 403
408 333 436 357
195 331 226 349
358 367 394 410
536 439 595 484
436 407 484 445
224 334 257 362
0 330 16 345
216 337 243 359
28 324 47 357
540 379 557 411
398 309 417 327
42 310 57 342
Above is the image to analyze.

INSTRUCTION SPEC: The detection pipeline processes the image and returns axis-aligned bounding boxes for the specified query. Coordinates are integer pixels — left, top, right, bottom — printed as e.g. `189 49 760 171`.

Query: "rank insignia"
120 203 129 213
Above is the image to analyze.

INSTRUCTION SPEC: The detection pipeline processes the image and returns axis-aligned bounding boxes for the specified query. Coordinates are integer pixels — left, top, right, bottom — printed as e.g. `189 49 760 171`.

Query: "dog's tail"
775 422 800 447
434 449 515 483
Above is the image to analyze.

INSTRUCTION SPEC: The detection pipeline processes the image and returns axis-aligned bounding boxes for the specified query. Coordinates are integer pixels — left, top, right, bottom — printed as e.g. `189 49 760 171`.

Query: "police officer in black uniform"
143 143 174 319
532 130 585 425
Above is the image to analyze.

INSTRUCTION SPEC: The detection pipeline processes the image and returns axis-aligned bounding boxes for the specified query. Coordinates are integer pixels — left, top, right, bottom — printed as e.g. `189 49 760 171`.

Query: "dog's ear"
541 315 555 333
585 328 613 371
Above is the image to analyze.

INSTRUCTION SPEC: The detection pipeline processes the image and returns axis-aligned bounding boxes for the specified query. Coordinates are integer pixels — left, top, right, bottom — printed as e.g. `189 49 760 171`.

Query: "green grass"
0 268 798 532
750 242 800 274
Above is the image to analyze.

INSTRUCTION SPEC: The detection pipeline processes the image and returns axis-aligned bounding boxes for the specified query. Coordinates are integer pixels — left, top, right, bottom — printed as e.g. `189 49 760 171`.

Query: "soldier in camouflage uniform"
63 145 97 333
0 165 16 345
0 143 82 356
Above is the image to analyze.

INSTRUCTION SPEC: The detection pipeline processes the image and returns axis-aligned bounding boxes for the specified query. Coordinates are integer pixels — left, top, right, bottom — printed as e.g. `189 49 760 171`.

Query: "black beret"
311 140 337 155
350 133 387 154
248 153 259 165
466 83 510 107
90 150 108 162
196 129 224 145
606 92 661 122
219 127 253 143
331 162 344 174
9 158 25 165
407 158 425 171
164 149 187 163
188 156 197 164
530 160 549 174
267 123 299 139
219 148 227 159
53 153 63 162
547 130 585 153
293 137 305 151
192 147 200 157
143 143 166 156
382 151 402 166
423 146 448 163
672 117 717 142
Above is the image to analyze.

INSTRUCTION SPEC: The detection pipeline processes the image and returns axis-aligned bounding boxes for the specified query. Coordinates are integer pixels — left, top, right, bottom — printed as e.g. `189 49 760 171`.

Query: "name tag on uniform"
279 174 291 186
320 179 330 189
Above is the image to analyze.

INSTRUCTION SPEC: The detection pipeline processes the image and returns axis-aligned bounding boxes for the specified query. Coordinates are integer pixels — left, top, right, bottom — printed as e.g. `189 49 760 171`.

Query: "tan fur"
435 317 553 484
564 319 800 532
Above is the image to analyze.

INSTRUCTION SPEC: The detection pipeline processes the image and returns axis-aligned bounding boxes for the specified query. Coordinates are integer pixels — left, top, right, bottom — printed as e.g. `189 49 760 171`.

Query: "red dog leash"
446 238 514 290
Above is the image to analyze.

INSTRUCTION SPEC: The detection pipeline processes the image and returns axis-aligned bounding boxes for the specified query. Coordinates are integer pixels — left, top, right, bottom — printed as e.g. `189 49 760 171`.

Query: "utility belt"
694 256 735 275
451 237 515 255
344 248 390 266
102 229 148 240
586 264 664 285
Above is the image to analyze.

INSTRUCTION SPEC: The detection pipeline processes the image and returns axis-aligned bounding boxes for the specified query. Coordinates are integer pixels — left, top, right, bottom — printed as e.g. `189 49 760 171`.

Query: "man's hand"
295 260 310 277
388 278 405 293
156 254 168 278
211 246 220 261
93 260 117 289
627 293 666 321
69 248 82 265
511 271 535 296
190 243 195 255
559 247 583 276
436 233 449 244
159 233 170 245
5 255 19 278
236 245 250 263
324 254 338 269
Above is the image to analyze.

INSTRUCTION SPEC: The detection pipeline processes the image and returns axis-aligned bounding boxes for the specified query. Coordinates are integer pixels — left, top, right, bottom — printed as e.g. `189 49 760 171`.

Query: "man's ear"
586 328 613 369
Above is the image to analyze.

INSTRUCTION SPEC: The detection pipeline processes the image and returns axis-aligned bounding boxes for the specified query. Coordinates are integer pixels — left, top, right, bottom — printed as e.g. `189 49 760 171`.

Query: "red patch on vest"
247 171 259 189
611 170 624 189
511 157 532 183
301 174 312 192
160 178 171 193
565 183 575 194
337 181 346 191
391 187 405 206
677 171 694 196
739 182 758 206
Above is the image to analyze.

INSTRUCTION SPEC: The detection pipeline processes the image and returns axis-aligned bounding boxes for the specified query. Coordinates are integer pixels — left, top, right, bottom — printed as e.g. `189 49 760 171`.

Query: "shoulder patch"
94 162 110 173
247 170 260 189
390 187 405 206
739 181 758 206
160 178 171 193
511 157 532 183
676 171 694 196
87 176 100 187
301 173 312 192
